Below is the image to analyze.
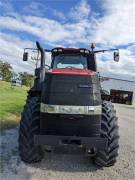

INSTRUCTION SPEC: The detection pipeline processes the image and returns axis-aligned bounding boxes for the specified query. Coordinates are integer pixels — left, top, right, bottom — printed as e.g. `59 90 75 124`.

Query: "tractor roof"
51 47 91 54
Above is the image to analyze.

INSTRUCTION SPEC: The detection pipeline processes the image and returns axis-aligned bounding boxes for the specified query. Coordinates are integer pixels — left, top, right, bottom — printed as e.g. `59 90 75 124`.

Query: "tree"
0 60 13 81
19 72 33 87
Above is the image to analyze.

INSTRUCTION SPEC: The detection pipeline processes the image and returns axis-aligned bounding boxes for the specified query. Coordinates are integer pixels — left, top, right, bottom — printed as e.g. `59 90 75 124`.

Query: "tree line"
0 60 33 87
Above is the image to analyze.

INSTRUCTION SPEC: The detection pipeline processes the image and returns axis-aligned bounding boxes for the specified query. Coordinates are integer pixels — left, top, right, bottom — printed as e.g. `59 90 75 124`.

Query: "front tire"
18 97 44 163
94 101 119 167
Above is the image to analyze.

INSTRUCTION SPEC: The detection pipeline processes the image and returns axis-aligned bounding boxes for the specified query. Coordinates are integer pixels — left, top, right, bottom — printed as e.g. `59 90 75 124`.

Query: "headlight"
85 50 89 54
80 49 90 54
80 49 85 53
41 103 101 115
58 49 62 52
53 49 57 52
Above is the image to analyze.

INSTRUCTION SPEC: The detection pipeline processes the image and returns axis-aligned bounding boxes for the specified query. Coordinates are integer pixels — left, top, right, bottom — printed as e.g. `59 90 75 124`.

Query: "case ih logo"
100 77 110 82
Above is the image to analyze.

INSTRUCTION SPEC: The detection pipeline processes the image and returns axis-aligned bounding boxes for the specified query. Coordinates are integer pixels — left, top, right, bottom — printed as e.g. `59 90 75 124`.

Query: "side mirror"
23 52 28 61
114 51 119 62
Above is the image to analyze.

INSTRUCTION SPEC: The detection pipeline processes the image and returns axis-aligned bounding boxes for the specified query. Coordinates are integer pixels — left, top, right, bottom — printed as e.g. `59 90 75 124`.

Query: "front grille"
40 113 101 137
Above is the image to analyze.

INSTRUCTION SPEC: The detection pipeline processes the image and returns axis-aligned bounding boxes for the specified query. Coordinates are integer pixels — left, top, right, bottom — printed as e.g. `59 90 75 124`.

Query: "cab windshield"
53 54 88 69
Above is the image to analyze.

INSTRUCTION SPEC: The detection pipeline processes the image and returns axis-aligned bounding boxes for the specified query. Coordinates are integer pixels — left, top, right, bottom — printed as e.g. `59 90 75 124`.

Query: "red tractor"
19 42 119 167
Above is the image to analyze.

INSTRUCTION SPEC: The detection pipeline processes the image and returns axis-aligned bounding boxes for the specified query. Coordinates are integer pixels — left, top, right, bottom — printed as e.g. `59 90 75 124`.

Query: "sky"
0 0 135 81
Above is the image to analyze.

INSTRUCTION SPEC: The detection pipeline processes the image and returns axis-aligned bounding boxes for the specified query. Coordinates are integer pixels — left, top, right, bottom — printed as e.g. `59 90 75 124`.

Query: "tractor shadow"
29 152 100 172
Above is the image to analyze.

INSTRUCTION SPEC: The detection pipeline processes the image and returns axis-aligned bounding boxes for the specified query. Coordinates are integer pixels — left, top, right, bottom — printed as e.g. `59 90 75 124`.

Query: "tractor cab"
51 47 97 72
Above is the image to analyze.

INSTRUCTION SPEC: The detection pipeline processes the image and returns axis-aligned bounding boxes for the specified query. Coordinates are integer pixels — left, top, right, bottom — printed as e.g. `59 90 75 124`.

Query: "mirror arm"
94 48 119 54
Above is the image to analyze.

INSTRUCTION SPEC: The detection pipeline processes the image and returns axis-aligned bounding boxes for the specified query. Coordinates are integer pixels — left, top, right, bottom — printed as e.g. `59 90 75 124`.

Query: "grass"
0 81 29 131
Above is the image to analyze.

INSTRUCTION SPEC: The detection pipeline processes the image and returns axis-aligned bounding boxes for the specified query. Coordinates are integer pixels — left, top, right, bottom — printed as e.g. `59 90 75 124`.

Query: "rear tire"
18 97 44 163
93 101 119 167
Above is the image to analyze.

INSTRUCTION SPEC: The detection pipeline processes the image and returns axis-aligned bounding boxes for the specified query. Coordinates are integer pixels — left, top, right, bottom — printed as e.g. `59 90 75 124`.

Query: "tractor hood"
41 69 101 107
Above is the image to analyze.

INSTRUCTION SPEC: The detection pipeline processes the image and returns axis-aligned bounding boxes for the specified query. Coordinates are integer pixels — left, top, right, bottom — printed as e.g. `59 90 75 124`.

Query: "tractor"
18 42 119 167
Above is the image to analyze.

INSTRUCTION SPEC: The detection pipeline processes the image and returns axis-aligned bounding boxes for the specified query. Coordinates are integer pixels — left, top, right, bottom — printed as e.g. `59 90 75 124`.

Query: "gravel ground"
0 104 135 180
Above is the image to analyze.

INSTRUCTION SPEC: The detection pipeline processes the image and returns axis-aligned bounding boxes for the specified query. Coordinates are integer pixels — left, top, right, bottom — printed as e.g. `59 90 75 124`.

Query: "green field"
0 81 28 131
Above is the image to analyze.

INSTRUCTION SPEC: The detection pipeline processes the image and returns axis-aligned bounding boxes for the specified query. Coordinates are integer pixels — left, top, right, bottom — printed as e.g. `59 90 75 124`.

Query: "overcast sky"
0 0 135 80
